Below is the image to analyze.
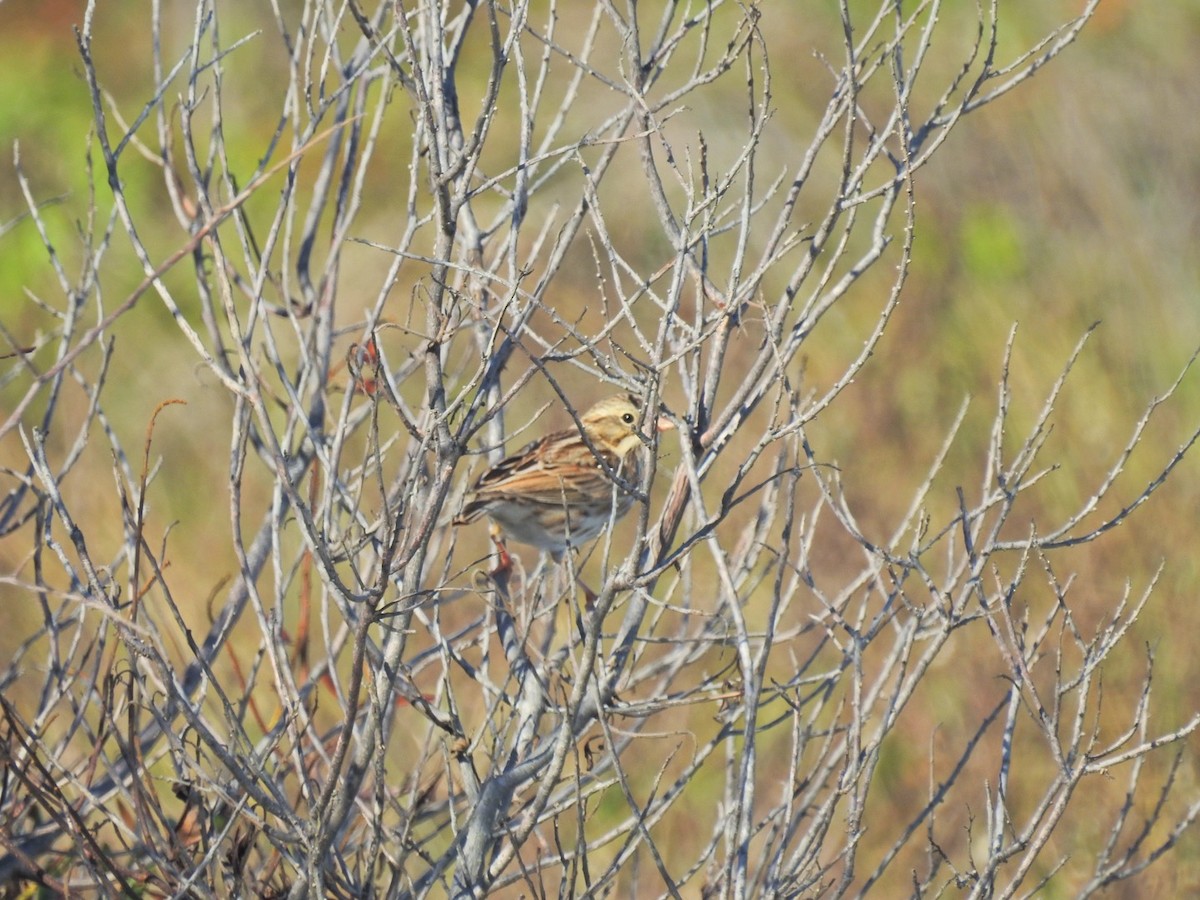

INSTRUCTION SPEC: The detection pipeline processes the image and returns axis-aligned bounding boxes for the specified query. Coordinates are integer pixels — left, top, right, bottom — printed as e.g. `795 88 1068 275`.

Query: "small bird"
454 395 674 560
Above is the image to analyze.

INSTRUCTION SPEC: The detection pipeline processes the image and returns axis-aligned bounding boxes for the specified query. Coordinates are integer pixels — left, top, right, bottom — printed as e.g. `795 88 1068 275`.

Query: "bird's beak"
654 415 674 433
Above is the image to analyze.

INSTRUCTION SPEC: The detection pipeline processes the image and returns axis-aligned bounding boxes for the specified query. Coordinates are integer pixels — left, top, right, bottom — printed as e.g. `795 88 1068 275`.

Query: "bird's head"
580 395 674 458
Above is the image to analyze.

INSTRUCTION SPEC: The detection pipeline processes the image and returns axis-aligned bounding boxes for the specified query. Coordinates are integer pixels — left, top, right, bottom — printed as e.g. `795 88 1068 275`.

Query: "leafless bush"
2 1 1197 897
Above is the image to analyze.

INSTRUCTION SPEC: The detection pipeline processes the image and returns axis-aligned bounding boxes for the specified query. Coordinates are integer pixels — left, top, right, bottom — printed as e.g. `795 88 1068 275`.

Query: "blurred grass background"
1 0 1198 893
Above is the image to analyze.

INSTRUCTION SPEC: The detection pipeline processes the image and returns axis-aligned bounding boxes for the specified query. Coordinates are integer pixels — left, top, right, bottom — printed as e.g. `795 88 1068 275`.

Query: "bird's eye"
622 413 635 424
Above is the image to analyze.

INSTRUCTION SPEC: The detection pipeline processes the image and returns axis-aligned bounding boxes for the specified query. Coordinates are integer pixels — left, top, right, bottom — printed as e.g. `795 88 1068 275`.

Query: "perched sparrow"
454 395 674 558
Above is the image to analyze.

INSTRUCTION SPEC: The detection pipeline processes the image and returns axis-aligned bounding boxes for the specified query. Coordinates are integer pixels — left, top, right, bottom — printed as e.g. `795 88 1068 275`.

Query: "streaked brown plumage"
454 395 673 557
